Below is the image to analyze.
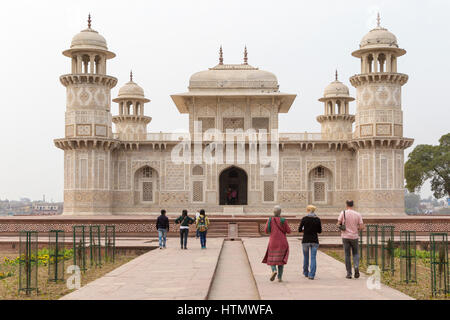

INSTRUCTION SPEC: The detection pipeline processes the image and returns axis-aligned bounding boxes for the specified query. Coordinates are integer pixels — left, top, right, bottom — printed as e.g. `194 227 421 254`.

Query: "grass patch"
322 248 449 300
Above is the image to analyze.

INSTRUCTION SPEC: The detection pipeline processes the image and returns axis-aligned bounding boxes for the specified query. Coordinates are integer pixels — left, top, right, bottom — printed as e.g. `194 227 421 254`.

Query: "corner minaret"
54 16 118 215
350 13 408 139
317 71 355 140
349 14 414 215
112 72 151 140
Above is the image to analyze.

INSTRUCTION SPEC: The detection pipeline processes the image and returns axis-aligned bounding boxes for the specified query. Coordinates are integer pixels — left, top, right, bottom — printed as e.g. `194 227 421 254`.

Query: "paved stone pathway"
207 240 260 300
61 238 224 300
60 237 413 300
243 237 413 300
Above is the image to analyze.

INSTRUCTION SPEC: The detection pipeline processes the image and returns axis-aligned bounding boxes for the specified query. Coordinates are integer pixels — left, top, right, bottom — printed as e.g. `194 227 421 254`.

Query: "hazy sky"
0 0 448 202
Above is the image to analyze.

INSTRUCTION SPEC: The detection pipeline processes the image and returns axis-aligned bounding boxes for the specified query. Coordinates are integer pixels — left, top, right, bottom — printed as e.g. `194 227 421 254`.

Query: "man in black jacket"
156 209 170 249
298 205 322 280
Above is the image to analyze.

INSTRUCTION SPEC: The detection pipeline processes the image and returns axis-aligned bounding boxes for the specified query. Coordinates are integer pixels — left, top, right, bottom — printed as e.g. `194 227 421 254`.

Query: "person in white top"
195 210 200 238
337 200 364 279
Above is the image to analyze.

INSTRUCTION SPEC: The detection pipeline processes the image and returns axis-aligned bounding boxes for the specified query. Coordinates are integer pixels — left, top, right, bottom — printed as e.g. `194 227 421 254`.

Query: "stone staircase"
207 221 260 238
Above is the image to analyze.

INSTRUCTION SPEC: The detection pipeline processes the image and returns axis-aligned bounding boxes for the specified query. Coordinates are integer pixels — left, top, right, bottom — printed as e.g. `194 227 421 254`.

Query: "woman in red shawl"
262 205 291 282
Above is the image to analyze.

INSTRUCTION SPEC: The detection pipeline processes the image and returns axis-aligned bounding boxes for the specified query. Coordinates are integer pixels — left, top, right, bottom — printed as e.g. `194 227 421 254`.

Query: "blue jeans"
199 231 207 248
158 228 167 248
270 265 284 279
302 243 319 278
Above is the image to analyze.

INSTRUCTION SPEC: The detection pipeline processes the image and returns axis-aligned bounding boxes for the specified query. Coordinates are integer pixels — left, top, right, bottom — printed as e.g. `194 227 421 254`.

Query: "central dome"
189 64 279 90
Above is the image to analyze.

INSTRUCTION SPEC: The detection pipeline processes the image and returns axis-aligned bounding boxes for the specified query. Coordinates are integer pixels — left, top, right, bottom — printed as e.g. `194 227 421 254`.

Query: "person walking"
195 210 201 239
337 200 364 279
156 209 169 249
175 210 195 249
262 205 291 282
196 209 210 249
298 205 322 280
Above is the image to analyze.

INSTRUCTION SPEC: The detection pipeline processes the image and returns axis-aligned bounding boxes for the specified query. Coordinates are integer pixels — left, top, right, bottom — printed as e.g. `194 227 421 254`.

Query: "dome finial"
130 70 133 82
88 13 92 29
219 46 223 65
335 69 338 81
243 46 248 65
377 12 381 27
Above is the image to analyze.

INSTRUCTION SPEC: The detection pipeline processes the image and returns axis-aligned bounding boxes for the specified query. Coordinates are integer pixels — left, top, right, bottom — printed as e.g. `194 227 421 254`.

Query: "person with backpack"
196 209 210 249
337 200 364 279
262 205 291 282
156 209 170 249
175 209 195 249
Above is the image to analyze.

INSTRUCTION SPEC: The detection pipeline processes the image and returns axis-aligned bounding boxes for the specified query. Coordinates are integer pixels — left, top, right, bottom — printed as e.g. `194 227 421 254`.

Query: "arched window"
314 166 325 178
309 166 333 204
391 55 397 72
119 102 124 115
135 102 141 115
328 101 333 115
192 165 204 176
94 55 101 74
378 53 386 72
134 166 159 204
126 101 132 115
367 54 374 73
82 54 90 74
142 167 153 178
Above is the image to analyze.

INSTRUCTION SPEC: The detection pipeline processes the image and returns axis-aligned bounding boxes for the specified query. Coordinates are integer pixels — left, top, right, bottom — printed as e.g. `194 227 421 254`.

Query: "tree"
405 133 450 199
404 191 420 213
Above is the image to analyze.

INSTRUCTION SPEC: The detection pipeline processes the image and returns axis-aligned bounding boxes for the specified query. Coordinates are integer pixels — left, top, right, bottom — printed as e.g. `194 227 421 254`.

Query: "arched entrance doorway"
219 166 248 205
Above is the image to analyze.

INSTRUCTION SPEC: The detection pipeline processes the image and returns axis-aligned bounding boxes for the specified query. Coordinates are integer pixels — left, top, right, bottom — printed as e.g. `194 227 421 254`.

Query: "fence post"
430 232 449 296
73 225 87 272
400 231 416 283
381 225 395 275
89 225 102 267
366 224 379 266
19 231 38 295
48 230 65 282
105 225 116 263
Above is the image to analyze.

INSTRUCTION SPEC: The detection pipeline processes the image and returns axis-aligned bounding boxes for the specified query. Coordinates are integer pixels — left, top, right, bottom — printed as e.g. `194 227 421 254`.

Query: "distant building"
31 203 63 215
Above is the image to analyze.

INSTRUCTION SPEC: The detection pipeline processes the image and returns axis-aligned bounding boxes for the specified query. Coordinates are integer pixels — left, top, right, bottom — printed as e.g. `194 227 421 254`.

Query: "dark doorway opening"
219 167 248 205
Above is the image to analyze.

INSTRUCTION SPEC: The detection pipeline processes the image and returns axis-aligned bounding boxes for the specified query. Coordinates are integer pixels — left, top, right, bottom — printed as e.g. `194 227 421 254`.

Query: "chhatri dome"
188 46 279 91
113 71 150 103
359 14 398 49
353 13 406 57
319 71 353 101
63 14 115 58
